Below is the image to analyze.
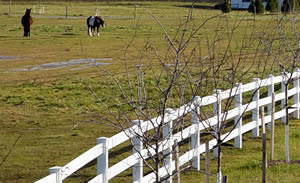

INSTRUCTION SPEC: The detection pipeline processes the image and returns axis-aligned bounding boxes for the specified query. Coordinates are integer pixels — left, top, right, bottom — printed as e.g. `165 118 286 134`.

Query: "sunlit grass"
1 1 300 182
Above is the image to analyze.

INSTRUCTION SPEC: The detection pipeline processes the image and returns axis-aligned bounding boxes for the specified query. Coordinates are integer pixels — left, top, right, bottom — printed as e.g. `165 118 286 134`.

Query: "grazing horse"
87 16 105 37
21 8 33 37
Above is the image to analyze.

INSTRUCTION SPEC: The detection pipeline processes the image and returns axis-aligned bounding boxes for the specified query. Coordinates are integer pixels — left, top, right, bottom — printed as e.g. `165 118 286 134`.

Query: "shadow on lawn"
175 4 216 10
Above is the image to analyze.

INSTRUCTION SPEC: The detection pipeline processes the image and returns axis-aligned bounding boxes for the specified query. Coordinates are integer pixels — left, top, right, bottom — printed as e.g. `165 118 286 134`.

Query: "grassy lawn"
1 1 300 182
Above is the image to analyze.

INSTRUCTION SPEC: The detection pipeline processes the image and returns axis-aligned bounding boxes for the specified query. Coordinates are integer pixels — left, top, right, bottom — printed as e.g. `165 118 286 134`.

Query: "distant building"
230 0 284 9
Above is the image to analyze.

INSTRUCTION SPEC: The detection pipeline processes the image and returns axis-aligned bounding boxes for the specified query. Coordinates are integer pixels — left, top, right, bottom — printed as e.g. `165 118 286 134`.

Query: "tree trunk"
285 83 290 162
155 140 160 183
217 138 222 183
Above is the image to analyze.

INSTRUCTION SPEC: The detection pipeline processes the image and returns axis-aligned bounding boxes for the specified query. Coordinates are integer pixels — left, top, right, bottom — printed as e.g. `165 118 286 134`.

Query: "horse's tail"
29 17 33 25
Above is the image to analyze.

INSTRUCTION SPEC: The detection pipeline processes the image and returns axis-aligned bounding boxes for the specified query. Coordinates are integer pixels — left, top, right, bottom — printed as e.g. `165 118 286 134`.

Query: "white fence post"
217 171 222 183
163 108 173 183
267 74 274 130
281 72 288 124
97 137 109 183
252 78 260 138
49 166 62 183
132 120 143 183
234 83 242 148
213 89 222 158
191 96 200 171
293 68 300 119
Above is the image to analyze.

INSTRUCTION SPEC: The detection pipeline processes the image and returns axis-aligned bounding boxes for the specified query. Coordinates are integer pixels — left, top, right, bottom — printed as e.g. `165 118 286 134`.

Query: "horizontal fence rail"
36 69 300 183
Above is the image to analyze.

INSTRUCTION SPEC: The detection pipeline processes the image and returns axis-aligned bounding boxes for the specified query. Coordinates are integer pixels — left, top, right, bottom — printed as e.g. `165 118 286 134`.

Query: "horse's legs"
97 26 100 37
24 27 29 37
88 27 93 37
92 28 96 36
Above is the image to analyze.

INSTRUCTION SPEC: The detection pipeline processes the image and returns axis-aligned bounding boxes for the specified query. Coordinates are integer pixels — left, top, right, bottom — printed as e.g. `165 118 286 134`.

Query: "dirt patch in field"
0 56 18 60
1 58 112 73
268 160 300 166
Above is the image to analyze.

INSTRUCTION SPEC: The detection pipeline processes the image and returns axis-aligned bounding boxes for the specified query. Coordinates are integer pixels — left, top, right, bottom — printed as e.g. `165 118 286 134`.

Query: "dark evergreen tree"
255 0 265 14
248 0 256 12
222 1 232 13
266 0 279 12
282 0 299 12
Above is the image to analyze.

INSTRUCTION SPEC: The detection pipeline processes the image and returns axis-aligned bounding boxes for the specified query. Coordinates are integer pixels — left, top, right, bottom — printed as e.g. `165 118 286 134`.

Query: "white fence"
36 69 300 183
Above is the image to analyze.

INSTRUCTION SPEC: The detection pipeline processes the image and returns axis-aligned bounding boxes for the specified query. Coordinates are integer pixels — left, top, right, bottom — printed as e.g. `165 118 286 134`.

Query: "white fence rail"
36 70 300 183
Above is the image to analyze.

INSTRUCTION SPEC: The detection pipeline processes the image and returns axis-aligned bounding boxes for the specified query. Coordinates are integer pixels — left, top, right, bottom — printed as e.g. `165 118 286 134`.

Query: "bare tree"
89 6 281 183
192 13 277 182
261 14 300 163
90 5 221 182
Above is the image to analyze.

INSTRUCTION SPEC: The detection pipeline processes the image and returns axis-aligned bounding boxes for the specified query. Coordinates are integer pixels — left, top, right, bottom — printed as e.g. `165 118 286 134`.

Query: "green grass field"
1 1 300 182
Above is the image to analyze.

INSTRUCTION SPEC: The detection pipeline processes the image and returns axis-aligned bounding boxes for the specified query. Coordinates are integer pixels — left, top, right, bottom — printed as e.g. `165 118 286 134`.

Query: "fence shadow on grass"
175 5 216 10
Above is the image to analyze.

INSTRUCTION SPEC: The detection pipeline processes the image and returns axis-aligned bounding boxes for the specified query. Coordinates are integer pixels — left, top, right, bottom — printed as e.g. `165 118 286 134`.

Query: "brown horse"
21 9 33 37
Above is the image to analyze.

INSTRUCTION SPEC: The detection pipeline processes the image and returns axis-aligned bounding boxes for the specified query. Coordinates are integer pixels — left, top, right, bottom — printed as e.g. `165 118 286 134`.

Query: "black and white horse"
87 16 105 37
21 8 33 37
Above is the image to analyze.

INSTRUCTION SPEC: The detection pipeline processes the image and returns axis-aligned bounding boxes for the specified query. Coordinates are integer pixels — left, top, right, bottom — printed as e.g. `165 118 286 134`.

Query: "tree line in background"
5 0 299 15
220 0 299 14
248 0 299 14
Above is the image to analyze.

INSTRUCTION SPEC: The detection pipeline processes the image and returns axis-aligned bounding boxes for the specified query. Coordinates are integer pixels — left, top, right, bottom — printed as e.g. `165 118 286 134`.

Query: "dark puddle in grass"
1 58 112 73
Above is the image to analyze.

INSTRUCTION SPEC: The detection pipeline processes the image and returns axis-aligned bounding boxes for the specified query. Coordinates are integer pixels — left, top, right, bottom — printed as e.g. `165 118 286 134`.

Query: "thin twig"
0 136 21 167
